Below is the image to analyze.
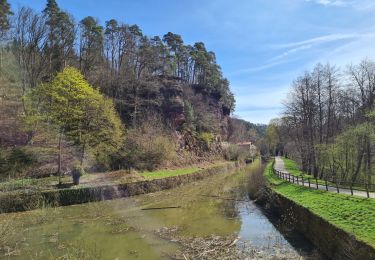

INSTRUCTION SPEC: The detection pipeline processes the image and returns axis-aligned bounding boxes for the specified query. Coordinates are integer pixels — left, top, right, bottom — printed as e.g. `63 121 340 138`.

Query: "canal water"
0 160 320 259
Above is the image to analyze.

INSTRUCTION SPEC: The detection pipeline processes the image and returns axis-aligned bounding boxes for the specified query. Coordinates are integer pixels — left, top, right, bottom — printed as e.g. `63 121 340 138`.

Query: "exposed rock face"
159 77 185 129
159 78 230 137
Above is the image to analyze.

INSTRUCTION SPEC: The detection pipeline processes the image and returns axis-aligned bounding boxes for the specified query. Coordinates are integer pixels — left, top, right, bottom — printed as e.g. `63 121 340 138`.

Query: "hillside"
0 0 263 179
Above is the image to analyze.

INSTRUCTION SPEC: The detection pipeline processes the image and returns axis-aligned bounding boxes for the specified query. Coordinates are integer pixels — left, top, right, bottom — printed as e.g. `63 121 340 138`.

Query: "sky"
8 0 375 124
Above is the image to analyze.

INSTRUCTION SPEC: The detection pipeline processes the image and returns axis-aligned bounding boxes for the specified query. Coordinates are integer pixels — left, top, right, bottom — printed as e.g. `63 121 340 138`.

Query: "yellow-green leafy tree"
28 67 123 183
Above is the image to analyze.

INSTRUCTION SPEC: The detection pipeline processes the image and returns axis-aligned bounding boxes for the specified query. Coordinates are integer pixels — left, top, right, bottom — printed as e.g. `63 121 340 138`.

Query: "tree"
265 120 279 156
279 59 375 184
79 16 103 80
28 67 123 183
163 32 184 77
13 7 47 89
43 0 75 76
0 0 12 38
0 0 12 74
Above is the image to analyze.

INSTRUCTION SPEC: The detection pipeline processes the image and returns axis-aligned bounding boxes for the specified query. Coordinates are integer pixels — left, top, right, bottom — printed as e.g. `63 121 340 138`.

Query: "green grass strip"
264 161 375 248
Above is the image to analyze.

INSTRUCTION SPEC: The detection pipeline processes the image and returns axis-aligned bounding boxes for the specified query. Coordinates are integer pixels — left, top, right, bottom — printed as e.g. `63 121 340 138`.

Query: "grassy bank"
264 161 375 248
0 161 240 213
140 162 230 180
0 162 229 192
282 158 304 176
281 157 374 191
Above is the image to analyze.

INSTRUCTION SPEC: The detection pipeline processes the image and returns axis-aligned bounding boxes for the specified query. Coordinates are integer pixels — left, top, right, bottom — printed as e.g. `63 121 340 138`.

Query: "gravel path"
274 156 375 199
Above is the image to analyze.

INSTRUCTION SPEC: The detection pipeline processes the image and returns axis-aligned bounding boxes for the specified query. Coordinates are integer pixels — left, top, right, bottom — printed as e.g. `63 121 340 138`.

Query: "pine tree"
0 0 12 38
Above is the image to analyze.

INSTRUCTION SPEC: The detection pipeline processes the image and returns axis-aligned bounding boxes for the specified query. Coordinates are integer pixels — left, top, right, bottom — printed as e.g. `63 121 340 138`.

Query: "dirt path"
274 156 375 199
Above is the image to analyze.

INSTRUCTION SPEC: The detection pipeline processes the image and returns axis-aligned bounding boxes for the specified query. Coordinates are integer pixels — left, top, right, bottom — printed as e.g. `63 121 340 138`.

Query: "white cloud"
305 0 375 10
307 33 375 70
228 60 288 75
269 32 375 62
305 0 346 6
272 33 359 49
271 44 313 61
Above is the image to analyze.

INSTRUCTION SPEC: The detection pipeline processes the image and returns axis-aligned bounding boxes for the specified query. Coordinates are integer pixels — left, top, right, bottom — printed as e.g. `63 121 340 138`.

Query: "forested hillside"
0 0 261 179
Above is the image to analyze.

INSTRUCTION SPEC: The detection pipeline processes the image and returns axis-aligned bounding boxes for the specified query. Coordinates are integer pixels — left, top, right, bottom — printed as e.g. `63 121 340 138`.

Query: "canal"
0 160 320 259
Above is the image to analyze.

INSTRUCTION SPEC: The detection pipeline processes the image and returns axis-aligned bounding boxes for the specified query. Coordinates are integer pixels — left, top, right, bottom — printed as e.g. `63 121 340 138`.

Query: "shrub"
111 130 176 171
223 143 251 161
223 144 240 161
197 132 215 150
0 148 37 180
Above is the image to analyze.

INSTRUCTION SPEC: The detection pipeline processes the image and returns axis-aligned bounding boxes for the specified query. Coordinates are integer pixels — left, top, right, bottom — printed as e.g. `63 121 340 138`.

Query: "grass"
281 157 375 191
264 161 375 248
282 158 305 176
0 162 230 191
0 176 62 192
140 162 229 180
281 158 327 186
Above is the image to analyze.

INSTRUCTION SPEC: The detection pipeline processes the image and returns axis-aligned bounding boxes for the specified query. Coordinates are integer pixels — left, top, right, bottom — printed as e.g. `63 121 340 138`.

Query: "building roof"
236 141 253 146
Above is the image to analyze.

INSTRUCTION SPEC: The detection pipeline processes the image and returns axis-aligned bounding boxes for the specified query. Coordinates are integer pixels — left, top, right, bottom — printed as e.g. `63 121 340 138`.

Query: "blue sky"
9 0 375 124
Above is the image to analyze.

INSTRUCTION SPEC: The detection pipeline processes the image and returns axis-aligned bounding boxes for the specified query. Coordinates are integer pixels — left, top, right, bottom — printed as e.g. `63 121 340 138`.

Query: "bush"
0 149 6 174
223 143 251 161
0 148 38 180
223 144 240 161
71 165 84 185
111 130 176 171
136 136 176 171
197 132 215 150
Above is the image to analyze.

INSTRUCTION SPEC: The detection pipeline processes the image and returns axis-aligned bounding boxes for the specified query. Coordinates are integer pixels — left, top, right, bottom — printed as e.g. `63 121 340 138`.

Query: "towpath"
274 156 375 199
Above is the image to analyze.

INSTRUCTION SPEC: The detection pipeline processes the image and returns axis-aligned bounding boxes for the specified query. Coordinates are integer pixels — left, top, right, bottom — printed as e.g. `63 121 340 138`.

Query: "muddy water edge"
0 159 323 259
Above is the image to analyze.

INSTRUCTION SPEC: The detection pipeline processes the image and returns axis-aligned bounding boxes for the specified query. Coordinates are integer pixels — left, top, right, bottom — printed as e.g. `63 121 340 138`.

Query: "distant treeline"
267 61 375 186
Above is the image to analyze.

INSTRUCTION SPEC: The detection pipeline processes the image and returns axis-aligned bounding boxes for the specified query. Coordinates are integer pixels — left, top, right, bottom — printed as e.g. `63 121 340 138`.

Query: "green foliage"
0 0 12 36
79 16 104 76
183 100 195 130
265 123 279 155
27 66 124 168
0 149 6 173
197 132 215 149
112 129 176 171
316 122 375 183
282 158 304 177
0 148 37 180
264 161 375 247
223 144 240 161
43 0 75 74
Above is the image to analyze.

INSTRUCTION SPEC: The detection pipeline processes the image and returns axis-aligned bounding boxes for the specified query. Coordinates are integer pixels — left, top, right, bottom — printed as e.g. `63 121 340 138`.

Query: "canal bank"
258 160 375 260
0 160 320 259
0 161 243 213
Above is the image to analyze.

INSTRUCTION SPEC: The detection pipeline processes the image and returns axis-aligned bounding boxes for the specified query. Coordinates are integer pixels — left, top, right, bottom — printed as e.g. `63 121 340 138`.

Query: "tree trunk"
58 131 62 185
80 140 86 167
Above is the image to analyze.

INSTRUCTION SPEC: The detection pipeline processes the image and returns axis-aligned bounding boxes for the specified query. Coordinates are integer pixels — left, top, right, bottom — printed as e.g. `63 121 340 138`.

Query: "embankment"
0 161 243 214
256 164 375 259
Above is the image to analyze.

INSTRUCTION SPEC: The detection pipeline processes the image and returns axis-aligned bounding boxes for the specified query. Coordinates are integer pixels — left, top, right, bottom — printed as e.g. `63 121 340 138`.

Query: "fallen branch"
228 236 240 247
